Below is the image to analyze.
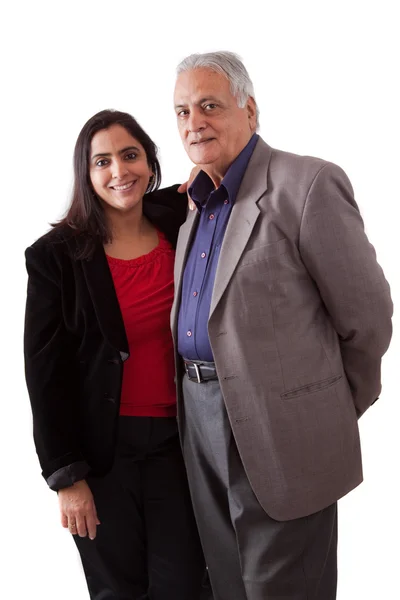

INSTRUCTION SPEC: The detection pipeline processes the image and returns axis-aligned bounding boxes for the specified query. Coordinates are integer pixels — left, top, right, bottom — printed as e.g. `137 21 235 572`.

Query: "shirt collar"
189 133 259 211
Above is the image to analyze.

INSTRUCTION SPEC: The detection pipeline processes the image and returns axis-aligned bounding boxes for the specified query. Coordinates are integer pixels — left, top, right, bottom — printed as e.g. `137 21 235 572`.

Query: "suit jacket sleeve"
24 242 89 490
299 163 393 417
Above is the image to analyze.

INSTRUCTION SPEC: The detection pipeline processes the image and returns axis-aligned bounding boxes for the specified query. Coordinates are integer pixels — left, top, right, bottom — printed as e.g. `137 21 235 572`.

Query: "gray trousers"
182 374 337 600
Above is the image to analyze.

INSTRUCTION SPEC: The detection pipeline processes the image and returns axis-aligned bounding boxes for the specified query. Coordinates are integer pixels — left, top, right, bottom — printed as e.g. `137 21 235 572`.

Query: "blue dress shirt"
177 134 259 361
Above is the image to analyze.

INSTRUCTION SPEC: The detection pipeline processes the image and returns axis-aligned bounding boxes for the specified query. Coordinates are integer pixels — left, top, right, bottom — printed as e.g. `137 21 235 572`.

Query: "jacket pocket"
238 238 290 269
281 375 342 400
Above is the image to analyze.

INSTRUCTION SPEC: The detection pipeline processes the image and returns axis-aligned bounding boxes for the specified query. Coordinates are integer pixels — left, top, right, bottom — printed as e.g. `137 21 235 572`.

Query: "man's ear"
247 96 257 131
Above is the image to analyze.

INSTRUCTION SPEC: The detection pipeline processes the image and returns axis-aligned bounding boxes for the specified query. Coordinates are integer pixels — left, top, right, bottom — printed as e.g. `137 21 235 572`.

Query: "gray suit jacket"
171 137 393 521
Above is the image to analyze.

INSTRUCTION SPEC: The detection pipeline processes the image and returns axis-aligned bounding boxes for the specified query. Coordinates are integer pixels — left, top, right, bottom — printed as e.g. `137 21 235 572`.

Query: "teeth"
113 182 134 190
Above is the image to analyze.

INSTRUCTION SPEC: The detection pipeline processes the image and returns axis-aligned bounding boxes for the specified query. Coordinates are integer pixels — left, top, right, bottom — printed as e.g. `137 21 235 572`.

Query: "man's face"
174 68 257 180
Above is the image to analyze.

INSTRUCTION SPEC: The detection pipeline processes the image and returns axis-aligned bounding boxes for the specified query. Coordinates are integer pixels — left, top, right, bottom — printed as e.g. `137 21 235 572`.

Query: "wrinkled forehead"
174 67 232 105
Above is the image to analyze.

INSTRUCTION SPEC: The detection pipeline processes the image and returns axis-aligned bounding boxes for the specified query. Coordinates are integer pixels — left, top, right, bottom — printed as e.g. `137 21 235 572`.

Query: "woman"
24 109 208 599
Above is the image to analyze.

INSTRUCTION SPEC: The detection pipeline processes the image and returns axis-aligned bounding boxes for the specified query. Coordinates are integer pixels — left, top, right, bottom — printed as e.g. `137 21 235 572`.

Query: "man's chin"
188 149 218 166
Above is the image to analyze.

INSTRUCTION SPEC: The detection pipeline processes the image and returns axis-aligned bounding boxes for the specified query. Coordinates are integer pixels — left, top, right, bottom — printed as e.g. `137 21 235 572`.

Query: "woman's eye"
125 152 137 160
96 159 109 167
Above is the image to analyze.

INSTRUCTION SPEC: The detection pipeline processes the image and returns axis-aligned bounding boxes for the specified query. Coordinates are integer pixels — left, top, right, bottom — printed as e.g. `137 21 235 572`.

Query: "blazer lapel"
77 239 130 360
171 209 199 336
209 138 272 317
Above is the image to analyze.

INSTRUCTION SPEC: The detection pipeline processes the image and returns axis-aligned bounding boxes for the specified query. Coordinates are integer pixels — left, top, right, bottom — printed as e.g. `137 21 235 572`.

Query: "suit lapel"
209 138 272 317
171 209 199 335
172 138 273 332
77 239 130 360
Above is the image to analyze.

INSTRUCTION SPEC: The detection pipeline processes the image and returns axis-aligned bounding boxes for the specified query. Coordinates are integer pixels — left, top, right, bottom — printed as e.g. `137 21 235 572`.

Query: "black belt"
183 360 218 383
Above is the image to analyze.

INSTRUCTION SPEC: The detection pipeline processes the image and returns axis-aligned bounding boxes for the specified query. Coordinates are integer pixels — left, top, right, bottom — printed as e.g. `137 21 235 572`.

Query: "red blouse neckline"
106 231 171 268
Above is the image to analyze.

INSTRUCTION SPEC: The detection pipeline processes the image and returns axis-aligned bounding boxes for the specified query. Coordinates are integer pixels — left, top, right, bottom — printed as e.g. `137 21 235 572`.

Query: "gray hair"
176 51 259 129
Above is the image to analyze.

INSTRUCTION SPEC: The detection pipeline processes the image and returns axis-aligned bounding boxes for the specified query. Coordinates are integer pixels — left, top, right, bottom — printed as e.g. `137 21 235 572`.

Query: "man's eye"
178 110 189 117
204 103 217 110
96 159 109 167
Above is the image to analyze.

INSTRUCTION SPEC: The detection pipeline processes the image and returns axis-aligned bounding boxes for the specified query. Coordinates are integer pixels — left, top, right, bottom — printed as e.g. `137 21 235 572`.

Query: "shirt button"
187 330 192 337
193 291 198 297
224 198 229 205
201 252 206 258
209 213 215 220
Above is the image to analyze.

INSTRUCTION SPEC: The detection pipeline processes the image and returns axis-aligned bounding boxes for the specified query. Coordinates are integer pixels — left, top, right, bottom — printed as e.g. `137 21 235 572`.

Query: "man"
171 51 393 600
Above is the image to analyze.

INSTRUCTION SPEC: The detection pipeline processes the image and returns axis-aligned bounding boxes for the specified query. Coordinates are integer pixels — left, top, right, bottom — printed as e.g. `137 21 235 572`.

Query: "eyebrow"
174 96 220 109
91 145 141 160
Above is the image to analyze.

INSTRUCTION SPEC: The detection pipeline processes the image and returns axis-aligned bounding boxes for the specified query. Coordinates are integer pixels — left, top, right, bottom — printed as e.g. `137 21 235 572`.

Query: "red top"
106 231 177 417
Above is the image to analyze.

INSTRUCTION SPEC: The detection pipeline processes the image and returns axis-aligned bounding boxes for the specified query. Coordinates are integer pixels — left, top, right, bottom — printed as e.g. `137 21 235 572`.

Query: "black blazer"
24 185 187 491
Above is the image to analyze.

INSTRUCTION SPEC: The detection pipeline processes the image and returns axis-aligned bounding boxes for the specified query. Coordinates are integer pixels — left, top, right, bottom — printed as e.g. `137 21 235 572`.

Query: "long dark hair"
55 109 162 258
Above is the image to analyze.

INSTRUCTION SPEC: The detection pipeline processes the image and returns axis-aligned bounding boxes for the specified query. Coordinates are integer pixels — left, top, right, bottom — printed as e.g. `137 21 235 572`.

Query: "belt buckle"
192 362 202 384
185 361 202 383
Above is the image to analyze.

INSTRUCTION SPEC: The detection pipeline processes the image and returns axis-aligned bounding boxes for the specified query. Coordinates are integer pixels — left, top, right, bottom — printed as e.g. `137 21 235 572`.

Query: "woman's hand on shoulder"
177 165 201 211
58 479 100 540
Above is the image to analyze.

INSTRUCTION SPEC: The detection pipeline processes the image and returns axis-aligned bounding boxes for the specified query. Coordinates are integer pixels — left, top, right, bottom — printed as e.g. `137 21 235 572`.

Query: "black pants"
74 416 209 600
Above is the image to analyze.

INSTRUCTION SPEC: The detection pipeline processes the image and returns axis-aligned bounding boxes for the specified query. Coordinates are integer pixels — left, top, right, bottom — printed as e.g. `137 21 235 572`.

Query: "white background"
1 1 398 598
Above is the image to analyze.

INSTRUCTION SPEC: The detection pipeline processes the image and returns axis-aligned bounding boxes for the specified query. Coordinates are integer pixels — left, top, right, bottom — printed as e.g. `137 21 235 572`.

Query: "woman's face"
89 124 153 215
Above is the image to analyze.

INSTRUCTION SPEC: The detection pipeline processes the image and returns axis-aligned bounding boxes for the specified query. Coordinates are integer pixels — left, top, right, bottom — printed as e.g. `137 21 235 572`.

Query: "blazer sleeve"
147 184 188 223
24 242 90 490
299 162 393 417
144 184 189 248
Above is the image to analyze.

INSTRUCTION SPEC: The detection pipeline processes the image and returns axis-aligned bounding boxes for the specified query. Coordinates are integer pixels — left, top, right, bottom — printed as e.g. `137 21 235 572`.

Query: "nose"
112 159 129 180
187 110 206 133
